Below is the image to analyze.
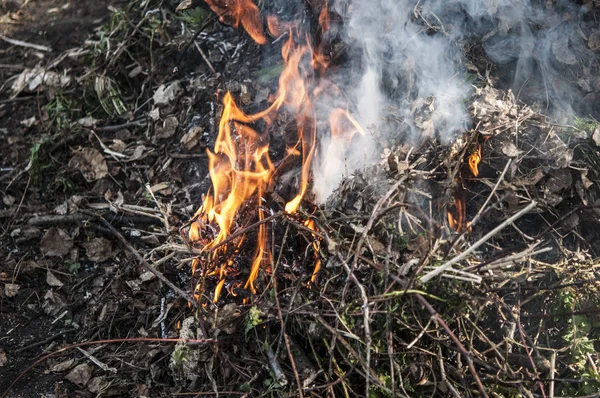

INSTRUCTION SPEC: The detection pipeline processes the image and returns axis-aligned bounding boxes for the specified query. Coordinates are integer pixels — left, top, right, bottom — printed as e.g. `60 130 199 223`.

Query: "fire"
468 144 481 177
188 0 362 302
303 219 322 284
203 0 266 44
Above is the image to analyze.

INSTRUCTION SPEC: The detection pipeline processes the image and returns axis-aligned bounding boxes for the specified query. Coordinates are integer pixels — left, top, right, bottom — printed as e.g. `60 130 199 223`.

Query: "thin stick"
415 294 489 398
0 34 52 52
469 158 512 227
420 201 537 283
274 279 304 397
79 210 196 308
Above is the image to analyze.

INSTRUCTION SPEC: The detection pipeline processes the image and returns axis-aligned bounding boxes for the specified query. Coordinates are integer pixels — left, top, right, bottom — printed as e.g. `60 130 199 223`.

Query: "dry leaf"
46 270 64 287
588 31 600 49
11 68 70 94
0 348 7 367
155 116 179 139
43 290 67 316
3 195 15 206
180 126 203 150
592 126 600 147
176 0 192 11
153 81 181 105
552 37 577 65
51 359 75 372
82 238 113 263
4 283 20 298
501 142 522 157
69 148 108 182
87 376 109 393
65 363 92 387
40 228 74 257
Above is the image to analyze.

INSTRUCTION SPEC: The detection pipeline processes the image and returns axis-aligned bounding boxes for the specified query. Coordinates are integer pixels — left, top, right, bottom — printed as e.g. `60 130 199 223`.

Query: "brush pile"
2 0 600 397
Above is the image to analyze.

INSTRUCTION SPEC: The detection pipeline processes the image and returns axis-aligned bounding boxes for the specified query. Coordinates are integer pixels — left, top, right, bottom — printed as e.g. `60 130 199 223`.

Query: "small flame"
468 145 481 177
304 219 322 284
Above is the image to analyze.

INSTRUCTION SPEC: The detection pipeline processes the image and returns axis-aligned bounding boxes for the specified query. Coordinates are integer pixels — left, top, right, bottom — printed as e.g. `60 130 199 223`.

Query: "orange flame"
190 1 362 302
204 0 266 44
304 219 322 284
468 144 481 177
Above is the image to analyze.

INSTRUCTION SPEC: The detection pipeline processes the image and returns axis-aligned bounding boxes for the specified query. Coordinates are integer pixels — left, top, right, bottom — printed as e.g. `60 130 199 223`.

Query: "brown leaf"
180 126 203 150
155 116 179 140
69 148 108 182
46 270 64 287
65 363 92 387
4 283 20 298
82 238 113 263
87 376 109 393
0 347 7 367
51 359 75 372
40 228 74 257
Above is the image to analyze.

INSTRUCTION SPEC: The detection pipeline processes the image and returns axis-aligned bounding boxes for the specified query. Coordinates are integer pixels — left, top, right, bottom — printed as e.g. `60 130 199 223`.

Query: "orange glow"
304 219 322 284
189 1 362 302
468 145 481 177
204 0 266 44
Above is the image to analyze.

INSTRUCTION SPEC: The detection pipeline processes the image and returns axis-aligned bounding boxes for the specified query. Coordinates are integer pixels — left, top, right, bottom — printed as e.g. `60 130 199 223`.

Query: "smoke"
311 0 598 202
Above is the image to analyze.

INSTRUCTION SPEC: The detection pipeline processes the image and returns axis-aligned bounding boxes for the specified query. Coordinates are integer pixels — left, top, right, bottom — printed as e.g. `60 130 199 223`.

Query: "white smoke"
311 0 596 202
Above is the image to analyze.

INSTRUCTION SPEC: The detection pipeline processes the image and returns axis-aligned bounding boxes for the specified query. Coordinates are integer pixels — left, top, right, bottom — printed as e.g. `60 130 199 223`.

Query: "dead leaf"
43 290 67 316
46 270 64 288
588 31 600 49
552 37 577 65
11 68 71 94
153 81 181 105
592 126 600 147
20 116 37 127
2 195 15 206
150 182 169 193
77 116 99 127
0 347 7 367
130 145 148 161
40 228 74 257
176 0 192 11
82 238 113 263
501 142 522 157
69 148 108 182
65 363 92 387
87 376 109 393
155 116 179 140
544 169 572 193
212 303 241 335
4 283 19 298
180 126 203 150
51 359 75 372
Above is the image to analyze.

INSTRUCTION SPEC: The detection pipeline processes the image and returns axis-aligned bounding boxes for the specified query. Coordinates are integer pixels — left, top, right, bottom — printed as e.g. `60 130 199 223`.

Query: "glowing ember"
188 0 362 302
